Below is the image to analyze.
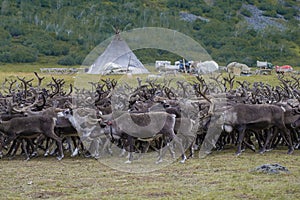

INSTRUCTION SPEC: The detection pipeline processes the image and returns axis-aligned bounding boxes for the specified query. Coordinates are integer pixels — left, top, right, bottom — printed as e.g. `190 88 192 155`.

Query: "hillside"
0 0 300 67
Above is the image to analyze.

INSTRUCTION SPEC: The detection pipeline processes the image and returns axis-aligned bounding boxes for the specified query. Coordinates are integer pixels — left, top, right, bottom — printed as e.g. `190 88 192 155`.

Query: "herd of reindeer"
0 71 300 164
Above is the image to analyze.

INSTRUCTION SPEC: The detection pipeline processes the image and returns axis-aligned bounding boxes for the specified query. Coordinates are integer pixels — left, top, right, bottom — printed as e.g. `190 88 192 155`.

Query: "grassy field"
0 63 290 91
0 148 299 200
0 64 300 199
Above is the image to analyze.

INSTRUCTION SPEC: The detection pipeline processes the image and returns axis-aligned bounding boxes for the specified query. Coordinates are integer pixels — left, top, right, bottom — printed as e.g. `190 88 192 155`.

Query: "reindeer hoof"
235 152 241 156
156 159 163 164
259 149 265 154
71 148 79 157
8 156 15 160
57 155 64 161
250 145 256 152
107 149 113 155
31 152 38 157
287 149 294 155
124 160 132 164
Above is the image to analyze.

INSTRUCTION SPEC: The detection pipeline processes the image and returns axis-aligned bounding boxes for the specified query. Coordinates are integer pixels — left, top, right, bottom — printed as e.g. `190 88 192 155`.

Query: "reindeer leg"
44 130 64 160
125 136 134 164
88 138 100 159
173 135 186 163
65 137 73 152
291 129 300 149
102 138 113 156
44 139 55 157
93 138 101 159
187 139 195 159
168 141 176 159
21 139 30 161
9 139 20 160
92 136 103 159
236 127 246 156
259 129 272 154
156 138 165 164
29 138 39 158
254 130 263 150
6 139 17 157
137 141 150 160
279 128 294 154
71 136 85 157
55 139 64 160
70 136 80 157
120 148 126 157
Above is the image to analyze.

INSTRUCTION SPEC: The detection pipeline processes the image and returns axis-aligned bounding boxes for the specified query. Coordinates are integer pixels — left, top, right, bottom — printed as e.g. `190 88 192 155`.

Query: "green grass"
0 63 298 89
0 149 299 200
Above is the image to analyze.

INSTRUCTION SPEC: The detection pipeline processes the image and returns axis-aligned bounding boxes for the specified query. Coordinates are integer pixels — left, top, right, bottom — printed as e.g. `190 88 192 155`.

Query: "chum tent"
227 62 251 75
197 60 219 74
87 33 149 75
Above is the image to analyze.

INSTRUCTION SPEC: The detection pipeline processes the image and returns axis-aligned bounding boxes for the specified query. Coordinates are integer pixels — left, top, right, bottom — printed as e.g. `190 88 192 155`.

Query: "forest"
0 0 299 67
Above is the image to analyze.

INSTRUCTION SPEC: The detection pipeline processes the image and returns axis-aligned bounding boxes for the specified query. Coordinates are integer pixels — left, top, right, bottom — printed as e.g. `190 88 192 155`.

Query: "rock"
241 4 286 31
179 12 210 23
250 163 290 174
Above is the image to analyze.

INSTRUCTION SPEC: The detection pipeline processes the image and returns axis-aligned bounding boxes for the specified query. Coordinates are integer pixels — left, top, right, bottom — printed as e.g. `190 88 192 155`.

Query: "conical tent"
87 33 149 75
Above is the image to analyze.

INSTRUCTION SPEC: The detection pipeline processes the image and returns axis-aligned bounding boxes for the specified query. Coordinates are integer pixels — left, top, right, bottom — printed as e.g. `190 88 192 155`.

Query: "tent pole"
127 56 131 73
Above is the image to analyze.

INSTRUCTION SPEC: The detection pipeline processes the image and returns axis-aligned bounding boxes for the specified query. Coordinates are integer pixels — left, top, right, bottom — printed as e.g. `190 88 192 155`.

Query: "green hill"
0 0 299 67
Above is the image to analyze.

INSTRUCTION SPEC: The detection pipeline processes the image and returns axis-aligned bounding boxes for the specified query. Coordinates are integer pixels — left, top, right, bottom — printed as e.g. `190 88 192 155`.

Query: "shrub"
263 10 277 17
57 52 84 66
0 45 38 63
5 24 24 37
0 28 11 46
57 55 76 66
241 8 252 17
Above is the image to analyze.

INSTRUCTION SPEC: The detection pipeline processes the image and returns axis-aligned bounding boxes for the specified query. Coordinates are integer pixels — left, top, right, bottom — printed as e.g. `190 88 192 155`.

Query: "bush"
57 52 84 65
241 8 252 17
0 46 12 62
276 6 289 15
258 3 275 11
51 43 69 56
5 24 24 37
263 10 277 18
57 55 76 66
0 45 38 63
0 28 11 46
246 0 255 5
23 31 70 56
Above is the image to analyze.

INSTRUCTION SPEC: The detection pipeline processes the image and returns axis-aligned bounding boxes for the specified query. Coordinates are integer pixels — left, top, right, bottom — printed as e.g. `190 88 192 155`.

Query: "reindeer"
221 104 294 155
0 115 64 160
100 111 187 164
61 108 112 159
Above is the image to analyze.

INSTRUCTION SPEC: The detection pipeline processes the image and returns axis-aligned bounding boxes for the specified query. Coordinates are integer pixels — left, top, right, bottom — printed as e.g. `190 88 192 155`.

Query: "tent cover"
88 34 149 75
